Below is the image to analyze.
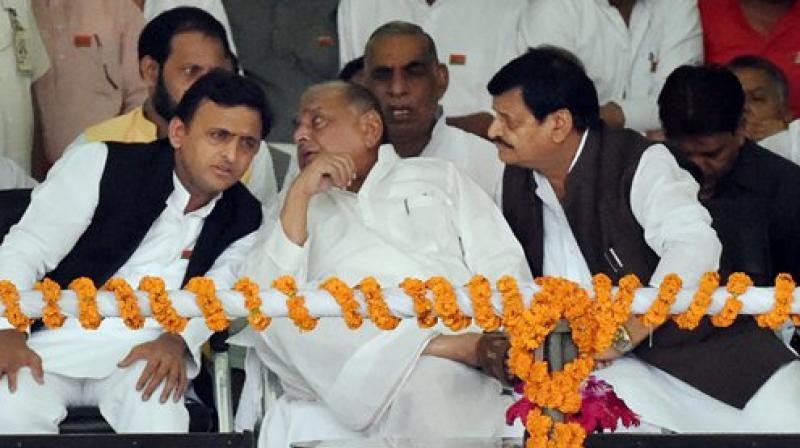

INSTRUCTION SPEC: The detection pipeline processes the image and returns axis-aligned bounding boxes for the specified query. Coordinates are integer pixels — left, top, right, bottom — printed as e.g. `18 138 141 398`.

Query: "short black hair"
175 70 272 139
487 46 600 131
727 55 790 107
658 65 744 139
339 56 365 82
138 7 235 68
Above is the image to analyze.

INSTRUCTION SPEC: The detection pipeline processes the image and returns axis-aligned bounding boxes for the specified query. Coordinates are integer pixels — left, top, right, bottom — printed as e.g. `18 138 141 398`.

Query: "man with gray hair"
234 80 532 448
361 21 504 200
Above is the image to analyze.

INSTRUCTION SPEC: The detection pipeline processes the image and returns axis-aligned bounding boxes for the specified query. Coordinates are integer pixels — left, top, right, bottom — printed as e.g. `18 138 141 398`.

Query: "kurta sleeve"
629 144 721 287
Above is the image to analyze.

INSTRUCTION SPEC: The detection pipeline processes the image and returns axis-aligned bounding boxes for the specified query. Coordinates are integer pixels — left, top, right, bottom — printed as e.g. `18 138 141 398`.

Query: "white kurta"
0 155 37 189
0 142 256 378
233 145 532 448
337 0 525 117
422 117 504 200
760 119 800 166
518 0 703 133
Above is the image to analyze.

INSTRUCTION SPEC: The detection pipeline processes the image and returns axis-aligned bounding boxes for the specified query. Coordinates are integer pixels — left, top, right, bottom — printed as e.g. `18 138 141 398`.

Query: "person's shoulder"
83 108 142 143
222 182 264 221
747 141 800 178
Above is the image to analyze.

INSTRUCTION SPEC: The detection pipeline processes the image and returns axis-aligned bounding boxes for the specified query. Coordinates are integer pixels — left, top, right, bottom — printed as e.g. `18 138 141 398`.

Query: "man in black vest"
659 63 800 391
0 70 265 433
485 47 794 432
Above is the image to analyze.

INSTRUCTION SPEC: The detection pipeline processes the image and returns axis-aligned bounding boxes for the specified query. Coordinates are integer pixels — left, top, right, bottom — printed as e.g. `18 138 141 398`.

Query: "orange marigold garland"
273 276 318 331
139 276 187 333
320 277 363 330
234 277 271 331
498 275 526 332
611 274 641 326
711 272 752 328
590 274 617 353
35 278 65 329
359 277 401 330
756 273 795 329
104 278 145 330
467 275 501 332
400 277 437 328
640 273 682 328
185 277 229 332
69 277 102 330
673 272 720 330
427 276 471 331
0 280 31 331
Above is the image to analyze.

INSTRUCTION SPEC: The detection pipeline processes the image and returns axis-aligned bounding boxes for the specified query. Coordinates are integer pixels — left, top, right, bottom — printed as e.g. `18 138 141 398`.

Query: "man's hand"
293 153 357 197
117 333 189 403
600 102 626 128
281 153 357 246
0 329 43 392
422 333 483 367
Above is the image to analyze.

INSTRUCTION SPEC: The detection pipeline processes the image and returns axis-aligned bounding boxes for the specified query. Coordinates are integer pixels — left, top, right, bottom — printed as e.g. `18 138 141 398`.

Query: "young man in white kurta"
518 0 703 134
233 81 532 448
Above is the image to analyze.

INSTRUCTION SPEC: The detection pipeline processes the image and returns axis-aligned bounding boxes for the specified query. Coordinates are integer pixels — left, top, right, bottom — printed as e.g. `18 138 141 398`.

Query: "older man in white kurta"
233 81 531 448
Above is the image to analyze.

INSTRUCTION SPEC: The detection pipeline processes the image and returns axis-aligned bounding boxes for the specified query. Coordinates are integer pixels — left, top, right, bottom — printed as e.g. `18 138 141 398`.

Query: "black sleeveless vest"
46 139 262 288
502 125 793 408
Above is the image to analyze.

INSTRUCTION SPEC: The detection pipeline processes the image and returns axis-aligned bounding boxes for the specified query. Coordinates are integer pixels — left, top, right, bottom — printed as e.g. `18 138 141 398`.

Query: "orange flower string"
497 275 525 332
104 278 145 329
467 275 501 332
0 280 31 331
590 274 616 353
69 277 101 330
756 273 795 329
139 276 187 333
611 274 641 325
427 276 471 331
400 277 437 328
640 273 681 328
711 272 752 328
359 277 400 330
185 277 229 332
320 277 363 330
35 278 65 329
673 272 720 330
233 277 271 331
273 276 318 331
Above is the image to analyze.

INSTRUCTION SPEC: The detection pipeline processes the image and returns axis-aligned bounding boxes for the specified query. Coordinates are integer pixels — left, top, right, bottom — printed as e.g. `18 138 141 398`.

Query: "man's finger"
117 347 143 368
159 369 180 404
7 369 17 393
174 366 188 403
136 359 158 392
29 354 44 385
142 363 170 401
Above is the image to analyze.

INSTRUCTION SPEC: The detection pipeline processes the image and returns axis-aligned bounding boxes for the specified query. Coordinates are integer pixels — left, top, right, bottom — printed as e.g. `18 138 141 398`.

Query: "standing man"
1 0 49 175
518 0 703 136
31 0 147 174
0 71 266 433
362 21 504 198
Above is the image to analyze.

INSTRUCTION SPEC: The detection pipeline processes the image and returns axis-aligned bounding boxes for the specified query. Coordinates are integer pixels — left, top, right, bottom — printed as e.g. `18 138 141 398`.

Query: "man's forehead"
167 31 226 62
367 34 430 66
300 87 346 112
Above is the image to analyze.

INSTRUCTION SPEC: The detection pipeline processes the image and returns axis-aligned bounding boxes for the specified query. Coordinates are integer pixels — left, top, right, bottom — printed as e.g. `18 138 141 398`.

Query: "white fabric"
0 155 37 189
0 363 188 434
760 119 800 166
529 132 721 287
422 116 504 199
0 142 256 379
518 0 703 133
234 144 532 448
594 358 800 432
337 0 525 117
143 0 237 55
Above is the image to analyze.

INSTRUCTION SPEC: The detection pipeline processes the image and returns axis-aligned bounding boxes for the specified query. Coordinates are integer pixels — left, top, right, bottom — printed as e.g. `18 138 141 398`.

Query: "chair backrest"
0 188 32 244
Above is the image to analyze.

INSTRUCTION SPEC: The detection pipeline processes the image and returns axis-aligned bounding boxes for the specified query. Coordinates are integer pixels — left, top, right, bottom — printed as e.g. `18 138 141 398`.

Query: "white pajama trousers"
0 362 188 434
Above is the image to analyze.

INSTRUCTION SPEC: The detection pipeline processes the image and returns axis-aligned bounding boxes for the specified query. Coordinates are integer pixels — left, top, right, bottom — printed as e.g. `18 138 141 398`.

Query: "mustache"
490 137 513 149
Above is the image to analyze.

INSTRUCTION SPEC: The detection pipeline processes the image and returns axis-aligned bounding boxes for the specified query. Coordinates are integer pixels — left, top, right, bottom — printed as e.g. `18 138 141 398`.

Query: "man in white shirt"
361 21 504 199
233 81 532 448
0 71 265 433
338 0 526 138
488 47 727 432
518 0 703 136
0 155 36 190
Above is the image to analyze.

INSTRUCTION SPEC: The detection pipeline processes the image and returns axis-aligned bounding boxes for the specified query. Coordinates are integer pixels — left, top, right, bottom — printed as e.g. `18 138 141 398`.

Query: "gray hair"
364 21 439 66
303 80 386 140
727 55 790 108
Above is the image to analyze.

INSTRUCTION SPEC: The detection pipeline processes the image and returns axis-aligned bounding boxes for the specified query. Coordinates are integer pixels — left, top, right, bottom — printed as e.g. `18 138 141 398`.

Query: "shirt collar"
567 130 590 173
356 144 400 197
169 172 222 217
